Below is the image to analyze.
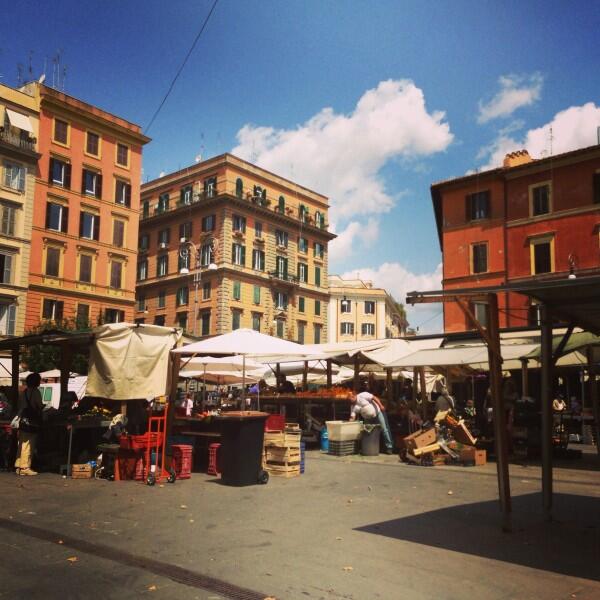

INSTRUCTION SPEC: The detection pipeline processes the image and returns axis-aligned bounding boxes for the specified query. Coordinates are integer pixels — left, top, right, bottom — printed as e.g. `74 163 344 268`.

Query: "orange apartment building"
20 82 150 329
136 154 335 342
431 145 600 333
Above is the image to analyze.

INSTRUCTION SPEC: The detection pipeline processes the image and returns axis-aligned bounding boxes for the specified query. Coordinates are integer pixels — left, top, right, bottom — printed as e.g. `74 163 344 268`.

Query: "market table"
60 418 112 477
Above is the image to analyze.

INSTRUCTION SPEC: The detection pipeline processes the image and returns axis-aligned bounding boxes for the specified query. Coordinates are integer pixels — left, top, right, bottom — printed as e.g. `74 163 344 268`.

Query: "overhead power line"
145 0 220 134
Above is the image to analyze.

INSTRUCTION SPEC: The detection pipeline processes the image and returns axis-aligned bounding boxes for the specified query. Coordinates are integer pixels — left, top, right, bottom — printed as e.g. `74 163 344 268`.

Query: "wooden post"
59 343 72 403
419 367 427 422
353 355 360 392
326 359 332 388
302 360 308 391
586 346 600 458
165 352 181 440
521 358 529 398
385 368 393 409
11 347 20 408
540 304 553 522
487 293 512 532
412 367 418 412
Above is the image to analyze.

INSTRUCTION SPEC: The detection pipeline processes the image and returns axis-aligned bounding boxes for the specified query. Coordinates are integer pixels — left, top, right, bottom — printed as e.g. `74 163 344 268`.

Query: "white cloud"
339 262 443 334
477 73 543 124
479 102 600 170
233 79 453 223
328 217 381 264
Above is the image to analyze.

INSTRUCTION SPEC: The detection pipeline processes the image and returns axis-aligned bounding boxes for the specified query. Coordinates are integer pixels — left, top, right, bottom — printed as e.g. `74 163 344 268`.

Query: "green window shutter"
253 285 260 304
233 280 241 300
283 258 288 278
241 245 246 266
315 300 321 316
299 297 305 313
315 267 321 286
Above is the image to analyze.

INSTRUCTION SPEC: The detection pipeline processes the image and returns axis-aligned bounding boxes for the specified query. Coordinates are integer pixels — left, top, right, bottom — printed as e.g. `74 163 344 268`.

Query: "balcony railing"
269 271 299 285
0 128 36 152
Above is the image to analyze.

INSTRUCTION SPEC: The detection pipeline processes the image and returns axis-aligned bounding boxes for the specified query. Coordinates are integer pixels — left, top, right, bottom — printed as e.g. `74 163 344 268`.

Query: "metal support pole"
540 303 553 521
326 359 332 388
353 355 360 392
487 293 512 532
586 347 600 458
412 367 418 412
11 347 19 409
59 343 71 402
385 368 393 409
303 360 308 391
419 367 427 422
521 358 529 398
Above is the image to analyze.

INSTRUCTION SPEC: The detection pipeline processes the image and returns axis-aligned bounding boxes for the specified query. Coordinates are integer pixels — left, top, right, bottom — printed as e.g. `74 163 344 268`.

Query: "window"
236 178 243 198
298 262 308 283
275 292 288 310
176 286 189 307
3 161 25 192
202 281 211 300
49 158 71 188
594 173 600 204
154 315 166 326
315 299 321 316
253 285 261 304
110 261 123 289
314 324 321 344
472 302 488 327
278 196 285 214
232 215 246 233
0 203 16 236
105 308 125 323
341 322 354 335
180 185 192 205
76 304 90 327
179 221 192 241
142 201 150 218
53 119 68 145
157 193 169 213
157 254 168 277
276 319 284 338
202 214 215 232
137 259 148 281
471 242 488 274
298 297 305 313
315 211 324 228
315 266 321 287
531 183 551 216
364 301 375 314
276 230 288 248
252 313 261 332
232 243 246 266
78 254 92 283
361 323 375 336
530 237 553 274
82 169 102 198
157 290 166 309
201 311 210 336
314 242 324 259
298 321 305 344
113 219 125 248
275 256 288 279
158 228 170 246
137 293 146 312
79 211 99 240
45 247 60 277
204 177 217 198
232 280 241 301
42 299 63 321
340 299 352 313
0 251 13 283
86 131 100 156
255 221 263 238
466 190 490 221
116 143 129 167
115 180 131 206
176 312 188 332
46 202 68 232
232 310 241 330
178 251 190 273
298 237 308 253
200 243 214 266
299 204 308 223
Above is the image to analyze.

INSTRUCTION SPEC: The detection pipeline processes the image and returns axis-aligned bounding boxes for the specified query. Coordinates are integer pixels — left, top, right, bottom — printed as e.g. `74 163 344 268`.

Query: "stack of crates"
171 444 193 479
263 423 302 477
326 421 362 456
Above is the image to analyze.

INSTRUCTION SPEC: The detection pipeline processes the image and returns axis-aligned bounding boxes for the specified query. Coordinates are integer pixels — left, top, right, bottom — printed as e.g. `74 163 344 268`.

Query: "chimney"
503 149 533 168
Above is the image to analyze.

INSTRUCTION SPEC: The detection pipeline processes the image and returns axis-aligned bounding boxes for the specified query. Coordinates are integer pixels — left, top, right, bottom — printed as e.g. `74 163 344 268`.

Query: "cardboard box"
71 464 93 479
404 428 437 452
460 447 486 466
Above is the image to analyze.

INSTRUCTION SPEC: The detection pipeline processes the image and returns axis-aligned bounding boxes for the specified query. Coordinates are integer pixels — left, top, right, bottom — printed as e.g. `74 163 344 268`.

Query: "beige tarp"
86 323 181 400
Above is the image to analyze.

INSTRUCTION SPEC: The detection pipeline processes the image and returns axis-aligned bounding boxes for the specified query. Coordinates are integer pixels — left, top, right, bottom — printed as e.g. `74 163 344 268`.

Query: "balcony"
269 271 299 286
0 128 36 153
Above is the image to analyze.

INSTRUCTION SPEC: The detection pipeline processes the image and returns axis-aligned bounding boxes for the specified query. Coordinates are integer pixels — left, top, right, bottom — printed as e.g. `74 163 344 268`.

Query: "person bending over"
349 384 394 454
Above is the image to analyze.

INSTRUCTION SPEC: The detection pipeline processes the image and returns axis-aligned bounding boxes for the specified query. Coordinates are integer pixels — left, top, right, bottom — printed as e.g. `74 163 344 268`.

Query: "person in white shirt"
349 385 394 454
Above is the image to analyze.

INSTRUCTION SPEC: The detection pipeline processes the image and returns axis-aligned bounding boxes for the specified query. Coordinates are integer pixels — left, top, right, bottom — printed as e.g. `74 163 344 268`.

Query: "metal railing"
0 129 36 152
269 271 299 284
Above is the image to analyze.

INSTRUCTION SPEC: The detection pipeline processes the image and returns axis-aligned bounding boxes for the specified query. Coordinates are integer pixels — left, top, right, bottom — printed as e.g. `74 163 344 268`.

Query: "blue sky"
3 1 600 331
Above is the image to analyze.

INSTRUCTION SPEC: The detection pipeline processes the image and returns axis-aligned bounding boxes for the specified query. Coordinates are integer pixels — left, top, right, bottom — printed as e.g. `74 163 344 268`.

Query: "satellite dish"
38 73 46 84
195 154 202 163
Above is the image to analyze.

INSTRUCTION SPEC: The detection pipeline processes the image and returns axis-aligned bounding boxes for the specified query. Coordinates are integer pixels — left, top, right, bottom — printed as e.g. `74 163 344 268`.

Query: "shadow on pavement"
355 492 600 581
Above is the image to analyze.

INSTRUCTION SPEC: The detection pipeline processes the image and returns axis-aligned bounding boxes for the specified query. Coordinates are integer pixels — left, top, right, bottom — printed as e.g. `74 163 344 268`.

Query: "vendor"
277 375 296 394
434 388 455 413
349 383 394 455
15 372 44 476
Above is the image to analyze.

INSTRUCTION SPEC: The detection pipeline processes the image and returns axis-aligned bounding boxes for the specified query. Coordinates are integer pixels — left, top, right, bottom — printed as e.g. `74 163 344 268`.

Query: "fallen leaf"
180 504 187 509
148 585 157 591
447 491 453 495
347 499 353 504
342 566 353 572
159 484 164 488
367 486 372 491
66 557 78 563
189 519 195 523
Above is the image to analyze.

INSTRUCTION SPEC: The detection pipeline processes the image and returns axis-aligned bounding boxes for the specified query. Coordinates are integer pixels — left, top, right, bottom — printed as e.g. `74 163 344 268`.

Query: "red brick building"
431 146 600 332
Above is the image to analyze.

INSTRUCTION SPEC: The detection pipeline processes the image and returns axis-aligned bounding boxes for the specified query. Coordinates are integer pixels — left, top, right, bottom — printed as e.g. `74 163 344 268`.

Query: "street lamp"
179 238 217 336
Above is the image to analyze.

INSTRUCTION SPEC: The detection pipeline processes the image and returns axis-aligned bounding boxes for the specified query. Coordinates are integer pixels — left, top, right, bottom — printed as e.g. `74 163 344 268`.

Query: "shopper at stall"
14 372 44 476
349 384 394 454
277 375 296 394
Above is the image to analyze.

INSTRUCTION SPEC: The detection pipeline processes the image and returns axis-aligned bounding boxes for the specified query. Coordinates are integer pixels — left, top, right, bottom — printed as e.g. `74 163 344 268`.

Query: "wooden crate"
265 460 300 477
264 431 301 448
265 447 300 462
71 464 93 479
404 428 437 452
460 447 487 466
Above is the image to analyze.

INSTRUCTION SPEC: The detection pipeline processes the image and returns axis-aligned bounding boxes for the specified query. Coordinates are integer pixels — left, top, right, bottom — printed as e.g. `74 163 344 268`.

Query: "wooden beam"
540 303 554 522
409 293 489 305
552 323 574 365
385 368 393 409
302 360 308 391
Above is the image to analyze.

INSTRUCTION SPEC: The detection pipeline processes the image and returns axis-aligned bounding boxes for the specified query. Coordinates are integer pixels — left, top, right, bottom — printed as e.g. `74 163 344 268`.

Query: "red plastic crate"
208 442 220 476
265 414 285 431
171 444 193 479
120 432 161 450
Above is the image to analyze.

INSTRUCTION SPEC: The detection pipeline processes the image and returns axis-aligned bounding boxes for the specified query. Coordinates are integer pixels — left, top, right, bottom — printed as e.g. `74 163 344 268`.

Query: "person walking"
349 383 394 454
15 372 44 476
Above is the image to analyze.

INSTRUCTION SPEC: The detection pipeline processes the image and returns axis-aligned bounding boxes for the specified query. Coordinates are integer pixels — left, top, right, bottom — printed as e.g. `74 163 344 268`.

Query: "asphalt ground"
0 449 599 600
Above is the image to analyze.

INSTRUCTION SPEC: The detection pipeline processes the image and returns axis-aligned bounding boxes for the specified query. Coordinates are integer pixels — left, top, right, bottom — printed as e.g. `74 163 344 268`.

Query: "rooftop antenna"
28 51 34 79
549 126 554 156
16 63 24 85
62 66 67 91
